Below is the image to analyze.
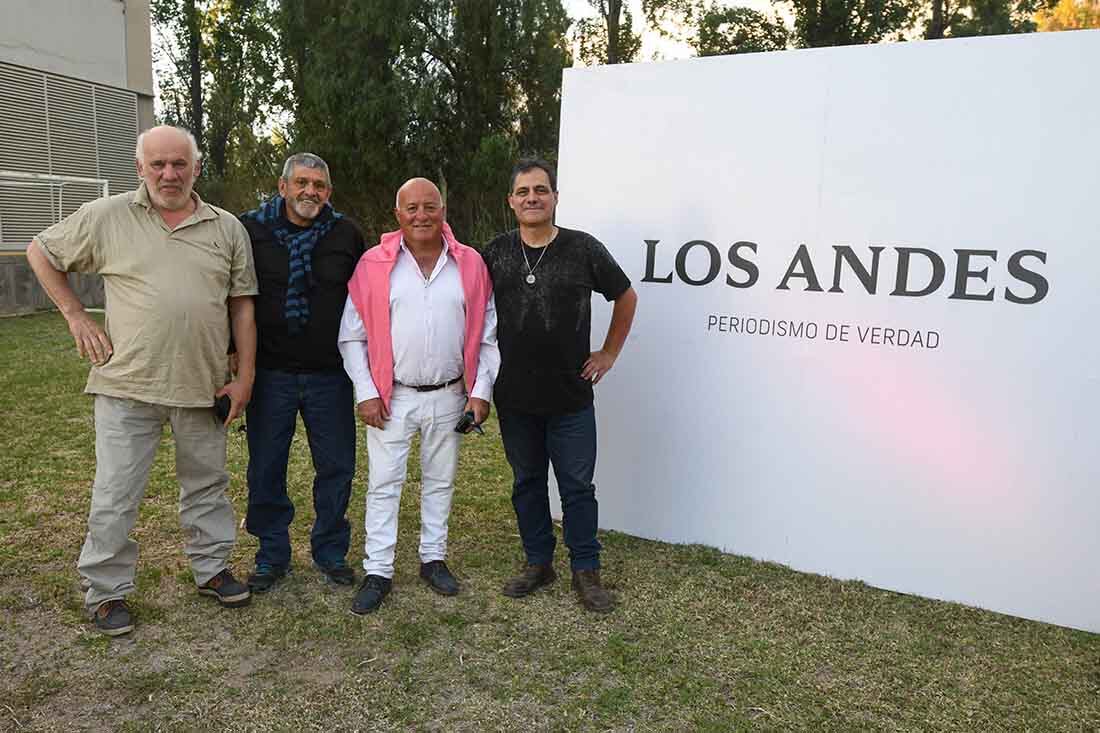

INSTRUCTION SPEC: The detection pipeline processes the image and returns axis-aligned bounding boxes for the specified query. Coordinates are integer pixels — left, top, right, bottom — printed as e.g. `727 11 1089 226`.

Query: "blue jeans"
245 368 356 569
498 405 601 571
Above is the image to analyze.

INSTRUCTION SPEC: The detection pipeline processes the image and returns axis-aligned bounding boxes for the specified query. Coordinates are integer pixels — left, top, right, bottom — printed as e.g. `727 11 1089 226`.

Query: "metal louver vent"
0 176 55 247
0 64 49 174
94 86 139 195
0 62 139 249
47 76 97 178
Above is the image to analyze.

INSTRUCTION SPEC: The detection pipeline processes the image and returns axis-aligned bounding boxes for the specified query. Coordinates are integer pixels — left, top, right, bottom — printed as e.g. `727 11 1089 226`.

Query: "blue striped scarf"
242 195 342 335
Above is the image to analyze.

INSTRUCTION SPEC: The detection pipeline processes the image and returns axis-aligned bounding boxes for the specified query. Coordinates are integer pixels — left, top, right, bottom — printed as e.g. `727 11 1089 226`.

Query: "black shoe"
351 574 392 615
247 563 288 593
502 563 557 598
315 560 356 586
419 560 460 596
93 599 134 637
198 569 252 608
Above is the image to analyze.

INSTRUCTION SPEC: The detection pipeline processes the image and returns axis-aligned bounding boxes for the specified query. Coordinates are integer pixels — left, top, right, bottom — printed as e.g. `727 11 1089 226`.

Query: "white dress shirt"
337 240 500 404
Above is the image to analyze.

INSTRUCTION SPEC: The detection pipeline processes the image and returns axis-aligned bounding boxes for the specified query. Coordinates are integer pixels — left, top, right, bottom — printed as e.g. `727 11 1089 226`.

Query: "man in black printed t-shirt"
480 158 637 613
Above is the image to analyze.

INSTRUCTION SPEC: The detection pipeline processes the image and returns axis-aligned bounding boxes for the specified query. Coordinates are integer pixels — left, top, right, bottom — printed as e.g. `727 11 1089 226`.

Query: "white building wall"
0 0 128 89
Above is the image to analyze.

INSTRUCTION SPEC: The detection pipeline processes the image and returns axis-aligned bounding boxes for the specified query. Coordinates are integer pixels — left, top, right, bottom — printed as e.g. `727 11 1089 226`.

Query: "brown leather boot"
502 563 556 598
571 569 614 613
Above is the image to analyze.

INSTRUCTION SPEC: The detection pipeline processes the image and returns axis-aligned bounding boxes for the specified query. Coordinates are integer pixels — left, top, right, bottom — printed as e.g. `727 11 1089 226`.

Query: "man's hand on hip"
581 349 617 384
65 310 113 366
216 379 253 427
465 397 490 425
357 398 389 429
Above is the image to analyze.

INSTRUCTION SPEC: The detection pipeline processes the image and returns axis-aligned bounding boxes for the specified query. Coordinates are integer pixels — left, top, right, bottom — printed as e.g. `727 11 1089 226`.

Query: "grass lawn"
1 311 1097 732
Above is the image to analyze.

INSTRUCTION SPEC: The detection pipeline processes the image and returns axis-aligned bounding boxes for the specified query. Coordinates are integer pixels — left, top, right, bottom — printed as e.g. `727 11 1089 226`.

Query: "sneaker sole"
197 588 252 608
576 596 615 613
97 623 134 637
247 576 286 593
247 582 278 594
349 595 388 615
501 571 557 598
248 567 290 593
314 563 356 586
420 577 460 596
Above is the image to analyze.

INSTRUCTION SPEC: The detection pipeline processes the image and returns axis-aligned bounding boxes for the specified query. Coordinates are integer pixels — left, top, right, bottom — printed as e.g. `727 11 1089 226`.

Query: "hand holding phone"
454 411 484 435
214 394 232 425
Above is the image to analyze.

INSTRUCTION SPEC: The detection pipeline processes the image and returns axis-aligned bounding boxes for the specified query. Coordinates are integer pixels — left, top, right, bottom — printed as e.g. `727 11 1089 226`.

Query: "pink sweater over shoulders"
346 222 493 410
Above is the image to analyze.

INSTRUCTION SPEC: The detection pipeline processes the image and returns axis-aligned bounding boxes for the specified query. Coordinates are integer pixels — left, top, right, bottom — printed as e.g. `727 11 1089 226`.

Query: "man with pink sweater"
338 178 499 614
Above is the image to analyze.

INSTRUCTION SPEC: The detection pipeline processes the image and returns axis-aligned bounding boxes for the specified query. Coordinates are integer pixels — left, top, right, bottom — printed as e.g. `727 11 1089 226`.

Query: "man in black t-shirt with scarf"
481 158 638 613
239 153 365 593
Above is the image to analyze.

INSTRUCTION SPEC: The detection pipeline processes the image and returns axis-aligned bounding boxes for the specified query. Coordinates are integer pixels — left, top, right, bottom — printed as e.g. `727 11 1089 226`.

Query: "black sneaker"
351 574 392 615
315 560 356 586
419 560 460 596
93 599 134 637
198 569 252 608
247 563 288 593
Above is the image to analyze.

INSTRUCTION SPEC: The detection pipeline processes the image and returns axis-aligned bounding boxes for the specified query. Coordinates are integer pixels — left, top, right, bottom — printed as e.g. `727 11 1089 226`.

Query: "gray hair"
134 126 202 164
281 153 331 185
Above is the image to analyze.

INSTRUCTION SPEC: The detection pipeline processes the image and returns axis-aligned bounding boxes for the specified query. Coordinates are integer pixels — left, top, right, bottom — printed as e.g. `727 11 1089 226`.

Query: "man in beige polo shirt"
26 125 258 636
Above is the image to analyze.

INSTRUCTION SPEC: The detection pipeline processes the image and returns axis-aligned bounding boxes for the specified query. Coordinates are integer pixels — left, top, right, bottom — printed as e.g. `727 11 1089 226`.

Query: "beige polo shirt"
34 183 258 407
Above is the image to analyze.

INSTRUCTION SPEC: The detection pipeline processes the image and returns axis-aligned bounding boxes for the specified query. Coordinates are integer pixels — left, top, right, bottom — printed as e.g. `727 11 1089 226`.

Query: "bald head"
135 125 201 165
135 125 201 213
395 177 442 209
394 177 446 251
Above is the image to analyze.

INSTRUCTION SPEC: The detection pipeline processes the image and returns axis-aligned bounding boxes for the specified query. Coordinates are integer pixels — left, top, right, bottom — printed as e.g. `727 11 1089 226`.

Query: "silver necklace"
519 231 553 285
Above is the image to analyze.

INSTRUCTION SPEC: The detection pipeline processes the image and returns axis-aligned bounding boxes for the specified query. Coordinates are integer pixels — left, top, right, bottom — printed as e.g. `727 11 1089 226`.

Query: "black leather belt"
395 375 463 392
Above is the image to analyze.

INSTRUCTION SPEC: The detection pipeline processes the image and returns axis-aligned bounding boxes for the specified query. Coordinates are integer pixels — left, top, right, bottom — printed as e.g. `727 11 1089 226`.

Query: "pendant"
526 274 536 285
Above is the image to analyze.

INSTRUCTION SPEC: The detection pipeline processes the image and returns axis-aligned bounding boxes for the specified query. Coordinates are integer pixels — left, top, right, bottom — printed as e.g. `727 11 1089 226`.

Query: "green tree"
575 0 644 64
778 0 920 46
280 0 571 242
924 0 1056 37
152 0 283 210
1035 0 1100 28
695 6 790 54
642 1 789 55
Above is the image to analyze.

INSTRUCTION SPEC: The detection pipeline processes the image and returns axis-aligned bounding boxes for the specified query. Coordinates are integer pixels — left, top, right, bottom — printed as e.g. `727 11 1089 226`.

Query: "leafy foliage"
278 0 570 242
152 0 285 212
575 0 644 65
1034 0 1100 28
696 6 791 54
777 0 921 46
642 0 789 54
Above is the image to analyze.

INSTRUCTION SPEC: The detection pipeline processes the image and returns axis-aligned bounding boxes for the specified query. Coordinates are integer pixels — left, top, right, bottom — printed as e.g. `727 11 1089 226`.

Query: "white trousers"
363 382 466 578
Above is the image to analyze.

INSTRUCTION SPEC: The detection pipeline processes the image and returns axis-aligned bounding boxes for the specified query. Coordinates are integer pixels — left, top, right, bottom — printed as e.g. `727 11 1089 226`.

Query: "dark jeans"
497 404 600 571
245 367 356 569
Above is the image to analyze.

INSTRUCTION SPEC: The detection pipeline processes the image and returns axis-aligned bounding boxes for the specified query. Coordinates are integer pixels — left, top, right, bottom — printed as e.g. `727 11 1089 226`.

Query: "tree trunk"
185 0 204 153
927 0 946 38
606 0 621 64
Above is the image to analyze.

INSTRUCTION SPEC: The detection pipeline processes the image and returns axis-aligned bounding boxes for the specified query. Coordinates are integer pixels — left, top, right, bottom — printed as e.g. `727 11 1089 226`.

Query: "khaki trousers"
78 395 237 612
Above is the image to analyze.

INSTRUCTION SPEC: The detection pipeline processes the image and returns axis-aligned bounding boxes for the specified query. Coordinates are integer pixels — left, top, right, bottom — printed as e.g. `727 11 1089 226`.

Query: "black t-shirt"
243 216 365 373
481 227 631 415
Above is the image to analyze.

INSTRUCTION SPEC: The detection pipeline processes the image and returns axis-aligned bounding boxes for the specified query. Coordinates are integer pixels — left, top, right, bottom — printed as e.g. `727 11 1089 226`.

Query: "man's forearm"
26 241 83 316
601 287 638 357
228 296 256 383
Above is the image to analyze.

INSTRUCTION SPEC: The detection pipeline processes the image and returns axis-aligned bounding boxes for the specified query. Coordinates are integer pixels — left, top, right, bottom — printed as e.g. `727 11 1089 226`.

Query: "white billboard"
556 30 1100 633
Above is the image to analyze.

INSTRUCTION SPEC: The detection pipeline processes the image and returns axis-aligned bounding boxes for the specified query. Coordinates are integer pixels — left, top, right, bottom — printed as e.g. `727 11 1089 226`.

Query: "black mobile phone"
214 394 232 424
454 411 484 435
